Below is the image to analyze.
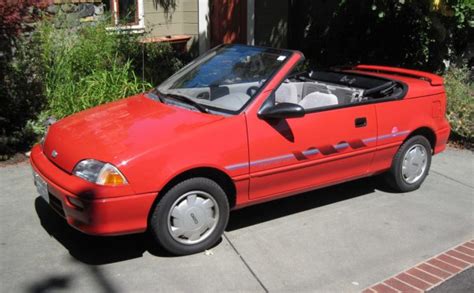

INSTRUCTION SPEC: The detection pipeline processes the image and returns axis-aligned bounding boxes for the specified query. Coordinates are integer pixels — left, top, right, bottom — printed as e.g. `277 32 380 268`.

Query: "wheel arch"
148 167 237 222
406 127 436 152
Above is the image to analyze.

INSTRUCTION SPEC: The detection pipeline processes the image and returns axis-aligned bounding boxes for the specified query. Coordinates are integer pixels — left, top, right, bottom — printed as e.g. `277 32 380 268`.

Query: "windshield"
157 44 292 114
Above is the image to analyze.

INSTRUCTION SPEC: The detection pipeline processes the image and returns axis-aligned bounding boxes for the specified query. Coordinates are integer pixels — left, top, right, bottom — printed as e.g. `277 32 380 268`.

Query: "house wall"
143 0 199 41
254 0 288 48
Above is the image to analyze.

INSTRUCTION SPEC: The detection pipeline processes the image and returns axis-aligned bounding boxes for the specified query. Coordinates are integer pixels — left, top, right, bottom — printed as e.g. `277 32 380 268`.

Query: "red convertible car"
31 44 450 255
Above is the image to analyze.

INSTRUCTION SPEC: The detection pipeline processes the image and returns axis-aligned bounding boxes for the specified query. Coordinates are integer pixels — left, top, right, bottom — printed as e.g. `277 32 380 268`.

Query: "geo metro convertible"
31 44 450 255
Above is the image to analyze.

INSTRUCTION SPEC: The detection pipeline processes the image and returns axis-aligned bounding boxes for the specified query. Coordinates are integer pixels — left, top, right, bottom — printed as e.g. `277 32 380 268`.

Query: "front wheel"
385 135 432 192
149 177 229 255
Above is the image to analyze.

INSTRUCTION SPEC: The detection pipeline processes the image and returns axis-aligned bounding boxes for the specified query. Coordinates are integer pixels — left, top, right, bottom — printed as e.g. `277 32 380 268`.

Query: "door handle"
355 117 367 128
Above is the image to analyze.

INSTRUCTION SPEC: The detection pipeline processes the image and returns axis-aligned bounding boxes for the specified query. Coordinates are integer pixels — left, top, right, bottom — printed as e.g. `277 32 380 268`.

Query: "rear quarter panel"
372 92 450 173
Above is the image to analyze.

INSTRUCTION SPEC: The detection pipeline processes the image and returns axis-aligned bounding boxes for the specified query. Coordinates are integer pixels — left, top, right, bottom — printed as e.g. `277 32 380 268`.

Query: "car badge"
51 150 58 158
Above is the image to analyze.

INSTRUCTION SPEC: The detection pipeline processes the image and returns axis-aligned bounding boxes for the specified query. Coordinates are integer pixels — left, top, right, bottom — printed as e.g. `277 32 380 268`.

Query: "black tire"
385 135 432 192
149 177 229 255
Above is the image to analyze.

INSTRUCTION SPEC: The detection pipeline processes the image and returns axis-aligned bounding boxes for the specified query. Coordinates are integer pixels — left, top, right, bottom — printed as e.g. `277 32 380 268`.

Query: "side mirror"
258 103 305 119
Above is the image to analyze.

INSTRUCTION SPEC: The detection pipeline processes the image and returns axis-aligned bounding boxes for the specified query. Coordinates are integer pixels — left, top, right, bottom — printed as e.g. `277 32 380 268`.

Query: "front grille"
49 194 65 217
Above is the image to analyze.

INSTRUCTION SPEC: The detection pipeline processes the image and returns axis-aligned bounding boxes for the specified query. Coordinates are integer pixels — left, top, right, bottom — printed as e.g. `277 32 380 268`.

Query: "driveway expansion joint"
224 233 269 293
430 170 474 189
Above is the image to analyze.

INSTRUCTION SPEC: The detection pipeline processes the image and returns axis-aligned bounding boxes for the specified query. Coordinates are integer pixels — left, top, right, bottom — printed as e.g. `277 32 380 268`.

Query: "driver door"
246 93 377 200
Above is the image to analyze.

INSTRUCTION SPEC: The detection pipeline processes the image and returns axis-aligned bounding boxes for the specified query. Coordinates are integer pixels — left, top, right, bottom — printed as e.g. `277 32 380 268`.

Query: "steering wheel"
247 86 259 96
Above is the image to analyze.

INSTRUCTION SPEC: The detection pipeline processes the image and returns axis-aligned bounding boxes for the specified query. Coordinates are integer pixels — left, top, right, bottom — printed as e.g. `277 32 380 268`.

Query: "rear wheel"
149 177 229 255
385 135 432 192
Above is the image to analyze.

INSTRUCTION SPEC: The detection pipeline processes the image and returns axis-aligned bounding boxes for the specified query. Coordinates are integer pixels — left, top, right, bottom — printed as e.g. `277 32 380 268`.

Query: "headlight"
73 159 128 186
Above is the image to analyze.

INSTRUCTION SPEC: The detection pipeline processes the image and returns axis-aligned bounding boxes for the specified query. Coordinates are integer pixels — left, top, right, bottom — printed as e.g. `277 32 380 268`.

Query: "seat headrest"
299 92 338 109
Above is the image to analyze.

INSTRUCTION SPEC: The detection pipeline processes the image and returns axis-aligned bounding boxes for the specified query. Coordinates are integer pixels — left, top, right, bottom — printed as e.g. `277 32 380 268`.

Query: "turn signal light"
101 169 126 186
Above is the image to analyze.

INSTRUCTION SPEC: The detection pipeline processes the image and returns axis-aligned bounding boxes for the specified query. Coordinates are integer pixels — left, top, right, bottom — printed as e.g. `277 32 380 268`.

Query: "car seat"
299 92 338 109
275 83 298 104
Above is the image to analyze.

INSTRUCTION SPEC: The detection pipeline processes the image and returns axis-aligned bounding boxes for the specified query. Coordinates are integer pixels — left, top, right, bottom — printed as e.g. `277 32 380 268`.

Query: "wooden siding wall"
143 0 198 40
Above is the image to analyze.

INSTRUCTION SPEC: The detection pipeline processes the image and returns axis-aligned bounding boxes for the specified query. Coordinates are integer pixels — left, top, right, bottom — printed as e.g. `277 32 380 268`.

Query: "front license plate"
33 171 49 203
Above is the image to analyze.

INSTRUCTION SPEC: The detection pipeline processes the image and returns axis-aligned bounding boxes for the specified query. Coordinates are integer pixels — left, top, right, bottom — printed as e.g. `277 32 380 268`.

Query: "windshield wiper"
148 88 165 103
165 93 209 113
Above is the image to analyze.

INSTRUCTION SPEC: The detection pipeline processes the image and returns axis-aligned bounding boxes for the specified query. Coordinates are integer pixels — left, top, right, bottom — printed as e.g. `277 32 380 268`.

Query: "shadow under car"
35 175 394 264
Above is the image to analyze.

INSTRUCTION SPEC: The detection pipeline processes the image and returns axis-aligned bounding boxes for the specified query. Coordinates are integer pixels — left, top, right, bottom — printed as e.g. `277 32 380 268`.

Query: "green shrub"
48 60 150 118
36 21 152 120
444 65 473 141
121 39 186 86
0 34 45 159
2 17 189 160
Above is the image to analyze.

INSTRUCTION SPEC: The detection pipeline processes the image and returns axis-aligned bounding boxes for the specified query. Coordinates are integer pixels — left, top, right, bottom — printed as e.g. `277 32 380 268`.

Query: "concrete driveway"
1 147 473 292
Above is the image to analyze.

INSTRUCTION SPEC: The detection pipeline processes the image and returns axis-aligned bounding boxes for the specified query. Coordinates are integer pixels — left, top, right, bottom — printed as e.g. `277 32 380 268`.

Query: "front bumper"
30 144 156 236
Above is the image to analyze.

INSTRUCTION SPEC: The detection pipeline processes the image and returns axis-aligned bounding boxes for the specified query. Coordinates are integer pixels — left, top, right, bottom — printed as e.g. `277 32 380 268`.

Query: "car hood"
42 94 224 173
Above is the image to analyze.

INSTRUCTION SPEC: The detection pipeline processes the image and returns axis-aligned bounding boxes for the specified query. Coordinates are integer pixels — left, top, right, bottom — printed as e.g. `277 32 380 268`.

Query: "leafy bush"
120 38 187 86
36 21 152 120
444 65 473 141
293 0 473 72
1 34 46 160
1 16 189 160
0 0 47 40
137 42 185 86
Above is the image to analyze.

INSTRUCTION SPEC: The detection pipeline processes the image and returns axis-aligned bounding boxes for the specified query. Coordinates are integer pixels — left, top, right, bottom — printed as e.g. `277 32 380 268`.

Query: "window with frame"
109 0 143 27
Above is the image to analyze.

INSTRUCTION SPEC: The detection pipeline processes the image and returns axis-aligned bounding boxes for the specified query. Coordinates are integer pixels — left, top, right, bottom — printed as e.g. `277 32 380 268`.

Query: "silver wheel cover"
402 144 428 184
167 190 220 245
